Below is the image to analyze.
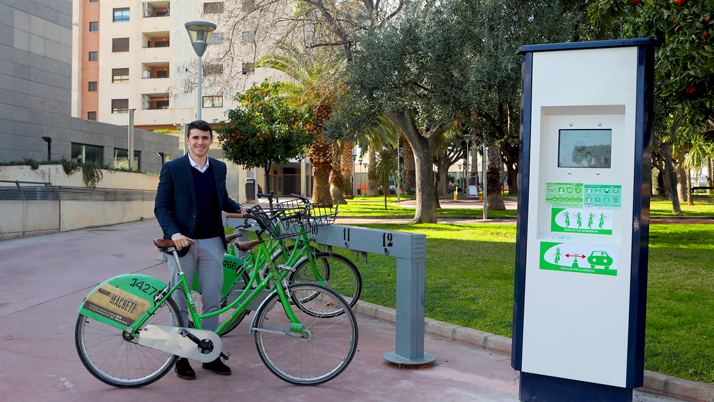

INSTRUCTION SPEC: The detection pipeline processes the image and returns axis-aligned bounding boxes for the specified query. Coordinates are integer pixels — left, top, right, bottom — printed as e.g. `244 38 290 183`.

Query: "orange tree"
216 81 315 193
588 0 713 122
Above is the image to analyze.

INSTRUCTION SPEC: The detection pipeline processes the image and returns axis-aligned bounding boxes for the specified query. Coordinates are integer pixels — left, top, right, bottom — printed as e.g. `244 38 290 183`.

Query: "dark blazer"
154 153 242 256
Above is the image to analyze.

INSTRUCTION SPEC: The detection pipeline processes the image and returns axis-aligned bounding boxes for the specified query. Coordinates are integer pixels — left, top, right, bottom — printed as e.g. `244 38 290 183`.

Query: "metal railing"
0 180 156 202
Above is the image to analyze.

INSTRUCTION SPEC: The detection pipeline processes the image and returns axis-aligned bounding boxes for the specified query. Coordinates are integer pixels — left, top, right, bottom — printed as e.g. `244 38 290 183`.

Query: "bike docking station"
511 39 654 402
225 215 436 367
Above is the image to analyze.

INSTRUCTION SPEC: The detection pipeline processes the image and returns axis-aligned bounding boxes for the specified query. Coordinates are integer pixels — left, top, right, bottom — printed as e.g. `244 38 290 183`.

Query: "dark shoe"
175 358 196 380
202 357 231 375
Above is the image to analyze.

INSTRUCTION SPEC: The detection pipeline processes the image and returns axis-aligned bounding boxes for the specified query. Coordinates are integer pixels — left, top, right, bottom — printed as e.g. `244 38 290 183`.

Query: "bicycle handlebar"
290 193 310 203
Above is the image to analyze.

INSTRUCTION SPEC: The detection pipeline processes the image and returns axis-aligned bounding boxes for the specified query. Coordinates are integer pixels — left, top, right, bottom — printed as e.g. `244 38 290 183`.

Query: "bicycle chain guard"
137 325 222 363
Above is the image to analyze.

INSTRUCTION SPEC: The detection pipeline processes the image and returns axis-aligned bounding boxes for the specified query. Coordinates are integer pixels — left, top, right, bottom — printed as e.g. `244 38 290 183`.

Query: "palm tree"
258 42 345 202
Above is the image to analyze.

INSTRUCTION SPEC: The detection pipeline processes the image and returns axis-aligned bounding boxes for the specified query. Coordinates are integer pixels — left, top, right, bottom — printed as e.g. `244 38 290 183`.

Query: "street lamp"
358 158 363 196
352 152 357 196
463 134 472 196
184 21 217 121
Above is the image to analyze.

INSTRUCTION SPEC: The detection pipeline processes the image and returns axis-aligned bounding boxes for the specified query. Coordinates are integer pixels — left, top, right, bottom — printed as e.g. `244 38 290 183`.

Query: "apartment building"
71 0 284 131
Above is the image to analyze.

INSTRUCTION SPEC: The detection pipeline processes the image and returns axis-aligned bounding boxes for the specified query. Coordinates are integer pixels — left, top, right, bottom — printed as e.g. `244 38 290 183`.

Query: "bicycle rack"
225 216 435 367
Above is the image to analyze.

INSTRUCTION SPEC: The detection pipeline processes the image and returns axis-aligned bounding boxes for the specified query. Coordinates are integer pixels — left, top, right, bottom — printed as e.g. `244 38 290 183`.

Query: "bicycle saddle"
234 239 262 251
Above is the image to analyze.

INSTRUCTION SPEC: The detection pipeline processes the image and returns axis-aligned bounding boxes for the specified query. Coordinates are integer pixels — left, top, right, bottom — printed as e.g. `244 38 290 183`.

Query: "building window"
156 70 169 78
112 68 129 83
203 63 223 76
89 22 98 32
153 40 170 47
156 100 169 109
112 99 129 114
242 0 255 12
88 51 98 61
71 143 104 164
114 149 140 170
88 81 97 92
113 8 130 22
208 33 223 44
89 0 98 3
87 111 97 121
112 38 129 52
242 31 254 43
203 2 224 14
242 62 254 75
202 96 223 108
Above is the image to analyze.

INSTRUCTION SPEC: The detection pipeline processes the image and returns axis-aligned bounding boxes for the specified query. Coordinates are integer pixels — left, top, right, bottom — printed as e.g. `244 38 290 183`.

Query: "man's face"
186 128 213 158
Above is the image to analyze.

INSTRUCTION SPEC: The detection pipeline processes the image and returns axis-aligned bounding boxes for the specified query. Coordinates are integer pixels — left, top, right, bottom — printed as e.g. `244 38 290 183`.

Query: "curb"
353 300 714 402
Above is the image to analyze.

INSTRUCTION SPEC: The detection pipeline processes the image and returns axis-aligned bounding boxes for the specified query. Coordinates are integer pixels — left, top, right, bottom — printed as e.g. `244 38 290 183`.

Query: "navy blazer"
154 153 242 256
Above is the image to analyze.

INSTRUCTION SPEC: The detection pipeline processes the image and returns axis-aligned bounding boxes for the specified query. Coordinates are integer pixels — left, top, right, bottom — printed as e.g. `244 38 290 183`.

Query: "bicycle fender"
78 274 168 331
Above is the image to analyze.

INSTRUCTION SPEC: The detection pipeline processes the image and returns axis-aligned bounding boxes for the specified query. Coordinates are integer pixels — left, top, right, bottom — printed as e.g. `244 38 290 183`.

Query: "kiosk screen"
558 129 612 169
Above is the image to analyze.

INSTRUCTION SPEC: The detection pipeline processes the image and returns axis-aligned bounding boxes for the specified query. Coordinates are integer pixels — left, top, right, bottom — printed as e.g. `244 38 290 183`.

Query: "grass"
324 223 714 384
650 199 714 217
337 201 517 218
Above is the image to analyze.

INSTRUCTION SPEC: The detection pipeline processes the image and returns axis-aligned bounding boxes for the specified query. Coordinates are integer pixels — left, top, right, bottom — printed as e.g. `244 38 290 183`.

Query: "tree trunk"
307 105 333 203
676 164 687 202
661 140 682 214
367 144 378 196
329 141 347 204
686 168 693 206
506 163 518 197
487 146 505 210
435 150 449 195
386 110 438 223
264 165 271 194
403 139 416 195
341 140 355 198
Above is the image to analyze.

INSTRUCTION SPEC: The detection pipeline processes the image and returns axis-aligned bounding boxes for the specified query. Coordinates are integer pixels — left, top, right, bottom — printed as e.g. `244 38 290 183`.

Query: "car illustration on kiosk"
588 251 613 268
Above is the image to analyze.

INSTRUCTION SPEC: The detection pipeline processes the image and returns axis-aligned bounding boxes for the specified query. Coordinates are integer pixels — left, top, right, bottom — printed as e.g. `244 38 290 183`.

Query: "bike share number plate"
84 283 152 327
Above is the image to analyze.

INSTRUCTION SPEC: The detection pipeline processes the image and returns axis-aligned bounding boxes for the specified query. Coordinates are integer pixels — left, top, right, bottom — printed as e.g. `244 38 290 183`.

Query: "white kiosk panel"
521 47 638 387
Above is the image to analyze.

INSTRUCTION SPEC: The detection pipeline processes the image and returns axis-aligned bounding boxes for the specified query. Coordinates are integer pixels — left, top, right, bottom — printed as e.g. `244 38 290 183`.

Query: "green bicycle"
190 193 362 335
74 206 359 388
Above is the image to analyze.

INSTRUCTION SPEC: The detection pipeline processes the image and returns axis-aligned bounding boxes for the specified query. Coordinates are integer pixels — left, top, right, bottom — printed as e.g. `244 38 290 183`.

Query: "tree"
589 0 714 213
216 81 315 193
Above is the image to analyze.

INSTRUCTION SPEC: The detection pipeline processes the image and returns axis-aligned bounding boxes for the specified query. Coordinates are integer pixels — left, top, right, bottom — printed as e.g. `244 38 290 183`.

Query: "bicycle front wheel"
289 253 362 312
253 283 359 386
75 297 184 388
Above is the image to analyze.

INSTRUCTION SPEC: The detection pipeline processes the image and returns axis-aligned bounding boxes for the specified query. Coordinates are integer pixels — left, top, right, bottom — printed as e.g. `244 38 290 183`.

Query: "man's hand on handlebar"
170 233 195 250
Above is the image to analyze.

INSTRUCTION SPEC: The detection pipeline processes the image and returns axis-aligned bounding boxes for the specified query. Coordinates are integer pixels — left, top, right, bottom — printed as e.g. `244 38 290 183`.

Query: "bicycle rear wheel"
191 270 251 335
75 297 184 388
289 253 362 314
253 283 358 386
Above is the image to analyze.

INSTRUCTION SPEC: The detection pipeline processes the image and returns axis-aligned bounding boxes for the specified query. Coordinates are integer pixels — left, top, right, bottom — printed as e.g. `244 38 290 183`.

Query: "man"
154 120 243 380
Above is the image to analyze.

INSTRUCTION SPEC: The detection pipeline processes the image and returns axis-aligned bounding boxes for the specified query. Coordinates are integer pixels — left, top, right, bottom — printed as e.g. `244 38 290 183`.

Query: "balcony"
141 93 170 111
142 1 170 18
142 12 170 32
141 63 170 93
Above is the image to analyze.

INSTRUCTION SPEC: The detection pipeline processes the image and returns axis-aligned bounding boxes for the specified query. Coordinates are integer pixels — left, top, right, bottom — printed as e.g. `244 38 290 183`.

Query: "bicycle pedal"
220 352 230 360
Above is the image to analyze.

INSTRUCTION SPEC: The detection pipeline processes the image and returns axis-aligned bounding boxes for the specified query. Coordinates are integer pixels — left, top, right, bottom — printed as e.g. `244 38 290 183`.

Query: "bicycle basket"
251 205 307 240
307 200 339 228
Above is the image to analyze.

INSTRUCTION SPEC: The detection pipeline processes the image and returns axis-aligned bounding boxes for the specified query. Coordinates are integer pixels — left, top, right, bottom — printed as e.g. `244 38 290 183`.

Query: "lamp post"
363 162 368 196
358 158 363 196
463 133 471 198
397 137 401 202
352 152 357 196
184 21 217 121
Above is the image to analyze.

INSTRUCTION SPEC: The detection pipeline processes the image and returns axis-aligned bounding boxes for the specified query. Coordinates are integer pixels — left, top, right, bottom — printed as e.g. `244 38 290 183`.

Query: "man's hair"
187 120 213 138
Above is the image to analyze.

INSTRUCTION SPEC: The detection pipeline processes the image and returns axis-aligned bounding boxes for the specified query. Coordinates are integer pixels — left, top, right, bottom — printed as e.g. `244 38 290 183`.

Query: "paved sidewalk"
0 220 693 401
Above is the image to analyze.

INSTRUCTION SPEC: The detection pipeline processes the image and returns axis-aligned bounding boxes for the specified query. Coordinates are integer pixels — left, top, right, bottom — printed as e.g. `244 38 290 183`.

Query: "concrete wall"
0 164 160 190
0 0 178 174
60 200 154 231
0 201 60 240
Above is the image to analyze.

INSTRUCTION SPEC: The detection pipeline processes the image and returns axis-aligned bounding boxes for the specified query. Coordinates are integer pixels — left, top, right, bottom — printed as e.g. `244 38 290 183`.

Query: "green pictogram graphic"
551 208 613 235
540 242 618 276
545 183 584 208
583 185 622 209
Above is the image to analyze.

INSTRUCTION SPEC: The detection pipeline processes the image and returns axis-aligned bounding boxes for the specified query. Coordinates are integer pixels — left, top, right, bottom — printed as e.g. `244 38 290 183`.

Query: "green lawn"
650 199 714 217
337 202 517 218
329 223 714 384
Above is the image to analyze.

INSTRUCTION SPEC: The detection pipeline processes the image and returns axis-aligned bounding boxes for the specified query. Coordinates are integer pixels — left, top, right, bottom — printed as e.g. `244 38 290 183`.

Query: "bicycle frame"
129 241 304 339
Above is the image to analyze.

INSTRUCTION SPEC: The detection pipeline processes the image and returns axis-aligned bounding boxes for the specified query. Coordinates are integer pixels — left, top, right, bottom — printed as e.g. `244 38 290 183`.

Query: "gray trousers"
168 236 224 331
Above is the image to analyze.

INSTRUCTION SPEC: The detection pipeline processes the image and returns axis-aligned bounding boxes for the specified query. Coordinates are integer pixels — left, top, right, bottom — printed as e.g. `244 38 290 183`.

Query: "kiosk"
511 39 654 402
